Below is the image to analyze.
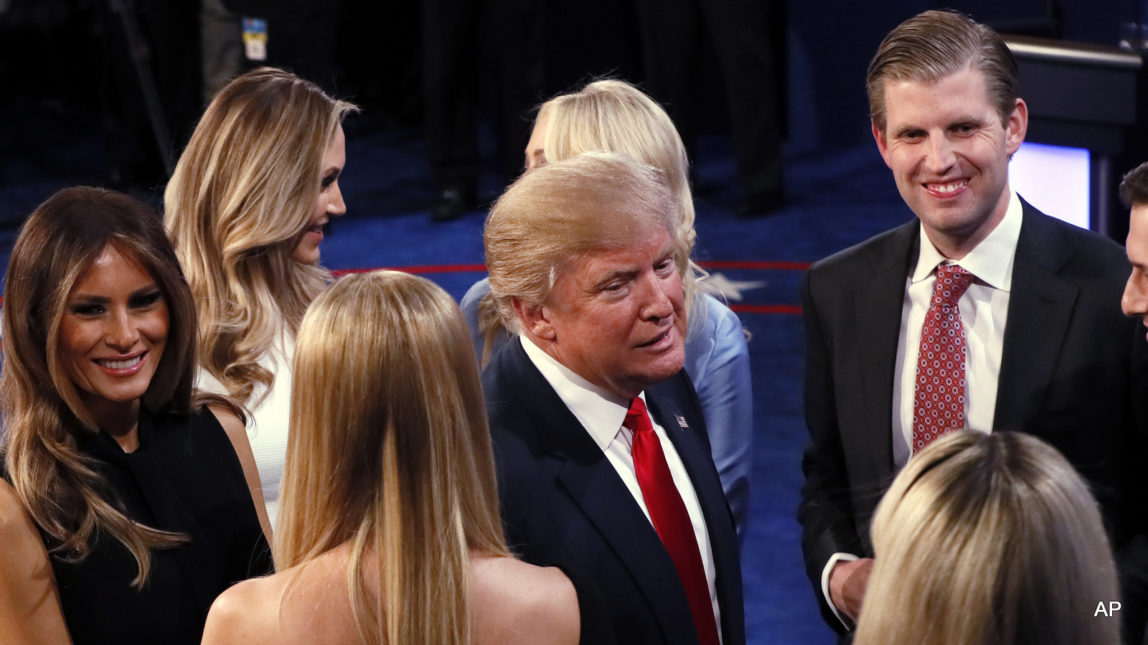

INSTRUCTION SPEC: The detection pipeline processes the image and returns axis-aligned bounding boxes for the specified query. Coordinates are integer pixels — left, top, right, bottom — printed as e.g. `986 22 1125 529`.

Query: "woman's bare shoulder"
205 546 360 645
0 479 44 561
470 554 580 645
201 573 286 645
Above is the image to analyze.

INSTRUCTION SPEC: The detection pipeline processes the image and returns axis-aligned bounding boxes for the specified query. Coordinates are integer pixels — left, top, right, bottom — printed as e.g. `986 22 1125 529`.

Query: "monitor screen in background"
1010 142 1091 231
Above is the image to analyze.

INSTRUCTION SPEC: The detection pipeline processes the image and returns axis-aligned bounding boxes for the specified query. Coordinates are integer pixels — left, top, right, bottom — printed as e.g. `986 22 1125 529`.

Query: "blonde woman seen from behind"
202 272 599 645
164 67 357 528
855 431 1120 645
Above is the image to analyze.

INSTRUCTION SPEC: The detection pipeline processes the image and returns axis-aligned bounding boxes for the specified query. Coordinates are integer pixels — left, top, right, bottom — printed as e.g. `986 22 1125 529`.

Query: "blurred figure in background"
635 0 786 215
420 0 543 221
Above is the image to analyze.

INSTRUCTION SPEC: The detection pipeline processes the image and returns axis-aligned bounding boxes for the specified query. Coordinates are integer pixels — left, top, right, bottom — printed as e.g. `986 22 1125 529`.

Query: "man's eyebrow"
592 268 638 288
891 124 922 138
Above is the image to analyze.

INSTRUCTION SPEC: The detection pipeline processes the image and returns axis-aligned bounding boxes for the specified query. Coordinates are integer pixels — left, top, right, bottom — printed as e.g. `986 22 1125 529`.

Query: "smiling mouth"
925 180 968 195
94 353 145 370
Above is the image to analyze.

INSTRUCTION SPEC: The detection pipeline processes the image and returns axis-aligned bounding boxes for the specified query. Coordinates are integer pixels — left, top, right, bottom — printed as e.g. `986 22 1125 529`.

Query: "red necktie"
912 264 974 453
625 397 720 645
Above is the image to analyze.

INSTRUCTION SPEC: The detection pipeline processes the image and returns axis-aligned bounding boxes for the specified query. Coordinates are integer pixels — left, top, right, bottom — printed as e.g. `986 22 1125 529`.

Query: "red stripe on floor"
698 260 811 271
730 304 803 315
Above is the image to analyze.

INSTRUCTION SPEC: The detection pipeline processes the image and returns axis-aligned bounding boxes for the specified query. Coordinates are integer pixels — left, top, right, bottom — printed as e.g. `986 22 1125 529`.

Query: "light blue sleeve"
684 293 753 541
460 277 492 360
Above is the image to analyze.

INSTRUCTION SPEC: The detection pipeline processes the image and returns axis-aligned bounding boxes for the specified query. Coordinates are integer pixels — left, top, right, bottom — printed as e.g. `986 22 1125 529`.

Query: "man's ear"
872 119 893 169
1005 97 1028 156
512 297 556 340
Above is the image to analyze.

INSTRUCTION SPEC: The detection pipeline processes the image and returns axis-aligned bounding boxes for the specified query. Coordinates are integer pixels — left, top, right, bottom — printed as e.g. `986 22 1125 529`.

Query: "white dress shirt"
520 335 722 639
891 188 1022 467
821 189 1023 628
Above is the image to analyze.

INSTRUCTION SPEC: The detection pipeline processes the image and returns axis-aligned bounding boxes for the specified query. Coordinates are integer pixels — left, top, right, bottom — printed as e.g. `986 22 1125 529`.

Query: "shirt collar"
519 335 636 452
910 187 1022 291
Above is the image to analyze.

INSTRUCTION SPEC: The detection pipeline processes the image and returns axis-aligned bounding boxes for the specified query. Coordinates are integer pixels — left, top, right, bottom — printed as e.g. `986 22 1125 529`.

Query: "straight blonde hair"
164 67 357 405
274 271 510 645
855 431 1120 645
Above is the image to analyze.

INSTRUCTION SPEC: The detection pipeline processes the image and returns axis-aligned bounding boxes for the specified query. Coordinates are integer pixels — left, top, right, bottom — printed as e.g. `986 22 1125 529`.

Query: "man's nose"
924 135 956 174
1122 273 1148 318
639 277 674 321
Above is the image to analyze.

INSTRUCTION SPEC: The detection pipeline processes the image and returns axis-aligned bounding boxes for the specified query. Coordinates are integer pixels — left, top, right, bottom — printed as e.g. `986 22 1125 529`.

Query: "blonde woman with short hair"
461 78 754 536
855 431 1120 645
202 271 607 645
164 67 357 527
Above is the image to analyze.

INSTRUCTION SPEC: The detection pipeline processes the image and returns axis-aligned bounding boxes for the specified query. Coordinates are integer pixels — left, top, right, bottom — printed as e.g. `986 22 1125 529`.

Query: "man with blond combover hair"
482 152 744 645
799 9 1148 641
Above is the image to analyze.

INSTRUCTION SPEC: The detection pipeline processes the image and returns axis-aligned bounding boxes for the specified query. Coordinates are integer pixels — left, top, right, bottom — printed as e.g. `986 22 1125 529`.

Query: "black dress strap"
560 564 618 645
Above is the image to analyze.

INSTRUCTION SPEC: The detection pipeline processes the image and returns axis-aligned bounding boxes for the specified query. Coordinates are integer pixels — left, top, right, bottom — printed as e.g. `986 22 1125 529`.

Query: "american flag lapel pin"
675 415 689 430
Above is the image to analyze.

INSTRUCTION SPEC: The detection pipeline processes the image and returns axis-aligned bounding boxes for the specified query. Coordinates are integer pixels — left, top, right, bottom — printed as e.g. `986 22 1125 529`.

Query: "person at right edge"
798 9 1148 643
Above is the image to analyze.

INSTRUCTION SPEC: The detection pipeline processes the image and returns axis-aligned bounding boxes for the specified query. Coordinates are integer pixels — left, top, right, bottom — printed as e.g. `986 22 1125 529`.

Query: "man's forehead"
568 231 673 272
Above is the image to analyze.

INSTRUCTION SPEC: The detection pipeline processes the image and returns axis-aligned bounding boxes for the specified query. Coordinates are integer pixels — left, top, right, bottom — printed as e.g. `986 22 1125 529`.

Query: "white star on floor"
701 273 767 301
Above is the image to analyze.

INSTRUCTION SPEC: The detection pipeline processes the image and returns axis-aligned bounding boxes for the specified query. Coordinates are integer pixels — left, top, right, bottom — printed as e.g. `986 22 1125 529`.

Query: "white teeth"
97 356 143 370
930 182 965 193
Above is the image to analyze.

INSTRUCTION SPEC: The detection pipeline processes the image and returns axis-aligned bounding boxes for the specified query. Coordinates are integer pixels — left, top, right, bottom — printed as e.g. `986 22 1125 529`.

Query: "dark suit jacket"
484 338 745 645
799 199 1148 633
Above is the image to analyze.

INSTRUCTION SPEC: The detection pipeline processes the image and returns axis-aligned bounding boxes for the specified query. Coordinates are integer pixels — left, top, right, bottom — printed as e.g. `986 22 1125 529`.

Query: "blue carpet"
1 111 919 644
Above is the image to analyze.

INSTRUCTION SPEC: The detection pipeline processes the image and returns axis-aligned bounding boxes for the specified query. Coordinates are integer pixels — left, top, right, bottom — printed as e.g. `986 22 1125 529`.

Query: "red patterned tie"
625 397 720 645
912 264 974 453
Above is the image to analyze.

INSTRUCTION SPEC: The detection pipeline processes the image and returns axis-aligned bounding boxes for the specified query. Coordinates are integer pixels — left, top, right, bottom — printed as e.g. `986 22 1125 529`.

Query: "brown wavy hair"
1 186 198 587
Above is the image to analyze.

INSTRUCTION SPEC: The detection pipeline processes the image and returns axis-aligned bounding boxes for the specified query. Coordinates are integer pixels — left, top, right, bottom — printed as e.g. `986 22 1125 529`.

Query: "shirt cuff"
821 552 859 630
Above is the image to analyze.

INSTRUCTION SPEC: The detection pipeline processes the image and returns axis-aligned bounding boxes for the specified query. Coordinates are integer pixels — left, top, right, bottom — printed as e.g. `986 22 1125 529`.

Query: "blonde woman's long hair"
274 271 511 645
477 78 704 359
855 431 1120 645
164 67 357 405
1 187 199 587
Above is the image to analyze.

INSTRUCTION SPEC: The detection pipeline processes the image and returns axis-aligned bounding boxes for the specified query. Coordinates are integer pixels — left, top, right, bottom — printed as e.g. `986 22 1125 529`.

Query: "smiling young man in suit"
480 151 743 645
799 9 1148 642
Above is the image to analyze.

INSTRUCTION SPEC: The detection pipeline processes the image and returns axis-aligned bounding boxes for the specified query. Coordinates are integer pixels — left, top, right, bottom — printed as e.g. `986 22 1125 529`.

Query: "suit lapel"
994 202 1078 430
857 221 920 477
647 388 745 645
503 341 701 642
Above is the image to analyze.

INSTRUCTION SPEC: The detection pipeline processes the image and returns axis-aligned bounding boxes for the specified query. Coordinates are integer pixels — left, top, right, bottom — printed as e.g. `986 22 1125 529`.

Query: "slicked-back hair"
867 9 1020 132
1120 161 1148 208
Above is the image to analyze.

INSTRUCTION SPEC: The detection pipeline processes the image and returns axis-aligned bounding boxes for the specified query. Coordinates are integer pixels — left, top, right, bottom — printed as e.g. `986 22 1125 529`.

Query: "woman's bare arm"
0 479 71 644
210 404 273 542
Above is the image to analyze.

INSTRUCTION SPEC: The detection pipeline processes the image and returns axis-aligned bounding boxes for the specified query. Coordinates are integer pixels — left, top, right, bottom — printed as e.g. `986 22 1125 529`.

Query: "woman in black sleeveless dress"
0 186 271 644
